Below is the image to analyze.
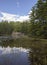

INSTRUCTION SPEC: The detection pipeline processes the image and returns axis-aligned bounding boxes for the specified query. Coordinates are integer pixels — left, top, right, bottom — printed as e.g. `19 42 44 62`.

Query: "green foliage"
0 21 30 36
0 21 14 35
20 21 30 34
0 0 47 39
29 0 47 39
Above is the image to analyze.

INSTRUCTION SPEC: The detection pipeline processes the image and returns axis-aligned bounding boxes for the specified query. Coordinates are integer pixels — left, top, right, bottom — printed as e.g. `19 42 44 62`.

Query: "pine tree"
29 0 47 38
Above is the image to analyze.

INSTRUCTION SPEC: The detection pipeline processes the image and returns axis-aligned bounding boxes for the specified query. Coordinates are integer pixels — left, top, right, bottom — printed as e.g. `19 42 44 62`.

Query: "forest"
0 0 47 39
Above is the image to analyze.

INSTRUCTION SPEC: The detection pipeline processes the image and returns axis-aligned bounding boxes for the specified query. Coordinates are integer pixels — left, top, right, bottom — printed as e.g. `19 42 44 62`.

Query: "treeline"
0 21 14 35
0 0 47 39
0 21 30 35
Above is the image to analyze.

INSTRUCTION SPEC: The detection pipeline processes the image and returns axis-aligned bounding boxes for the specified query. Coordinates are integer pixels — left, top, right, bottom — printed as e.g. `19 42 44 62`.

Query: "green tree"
29 0 47 38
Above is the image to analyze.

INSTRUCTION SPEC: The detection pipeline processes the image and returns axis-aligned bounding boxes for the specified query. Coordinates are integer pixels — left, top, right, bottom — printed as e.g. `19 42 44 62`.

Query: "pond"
0 46 30 65
0 39 47 65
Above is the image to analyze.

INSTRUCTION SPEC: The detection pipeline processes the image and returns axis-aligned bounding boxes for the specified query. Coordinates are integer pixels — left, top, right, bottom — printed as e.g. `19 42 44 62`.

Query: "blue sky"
0 0 37 21
0 0 37 15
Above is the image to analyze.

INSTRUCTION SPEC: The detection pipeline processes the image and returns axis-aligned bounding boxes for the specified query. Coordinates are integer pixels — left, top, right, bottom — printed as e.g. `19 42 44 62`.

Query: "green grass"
0 36 47 48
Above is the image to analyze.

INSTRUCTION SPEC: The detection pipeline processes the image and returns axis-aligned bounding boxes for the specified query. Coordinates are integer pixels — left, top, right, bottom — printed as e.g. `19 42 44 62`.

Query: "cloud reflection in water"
0 46 30 65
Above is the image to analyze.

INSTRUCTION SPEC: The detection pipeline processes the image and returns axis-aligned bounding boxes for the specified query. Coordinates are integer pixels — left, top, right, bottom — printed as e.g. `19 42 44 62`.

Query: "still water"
0 39 46 65
0 46 30 65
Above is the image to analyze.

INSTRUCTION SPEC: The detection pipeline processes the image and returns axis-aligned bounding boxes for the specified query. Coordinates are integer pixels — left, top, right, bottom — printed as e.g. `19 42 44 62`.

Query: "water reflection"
0 46 30 65
0 39 47 65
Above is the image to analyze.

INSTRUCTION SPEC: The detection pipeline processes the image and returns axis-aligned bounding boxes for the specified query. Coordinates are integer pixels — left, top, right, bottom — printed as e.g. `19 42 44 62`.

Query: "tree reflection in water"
0 39 47 65
28 44 47 65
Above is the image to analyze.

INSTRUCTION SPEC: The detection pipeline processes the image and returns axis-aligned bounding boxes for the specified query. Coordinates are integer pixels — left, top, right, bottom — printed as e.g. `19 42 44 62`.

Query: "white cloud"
0 12 18 21
28 10 32 15
0 11 30 22
17 15 29 21
0 17 2 21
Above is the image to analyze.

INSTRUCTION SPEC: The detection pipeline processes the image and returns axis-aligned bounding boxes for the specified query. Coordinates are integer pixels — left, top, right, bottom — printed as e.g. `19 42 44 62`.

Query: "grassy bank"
0 36 47 48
